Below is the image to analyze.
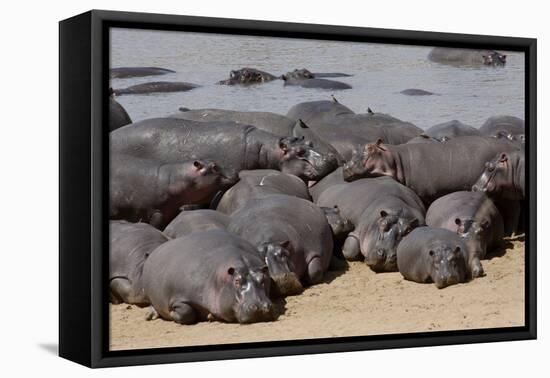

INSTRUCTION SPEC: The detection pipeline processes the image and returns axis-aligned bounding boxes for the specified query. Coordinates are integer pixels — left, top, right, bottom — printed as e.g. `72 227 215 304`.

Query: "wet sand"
110 239 525 351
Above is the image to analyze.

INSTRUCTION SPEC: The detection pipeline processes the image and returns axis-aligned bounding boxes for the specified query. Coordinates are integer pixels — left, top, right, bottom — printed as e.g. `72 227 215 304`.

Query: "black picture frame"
59 9 537 368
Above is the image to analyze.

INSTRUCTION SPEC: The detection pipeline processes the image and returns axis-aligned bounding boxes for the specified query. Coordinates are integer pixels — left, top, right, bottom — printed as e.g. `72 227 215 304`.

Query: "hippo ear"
193 160 204 170
297 119 309 129
281 74 287 81
376 138 384 146
227 267 235 275
380 210 388 218
280 240 291 249
480 219 490 230
499 153 508 162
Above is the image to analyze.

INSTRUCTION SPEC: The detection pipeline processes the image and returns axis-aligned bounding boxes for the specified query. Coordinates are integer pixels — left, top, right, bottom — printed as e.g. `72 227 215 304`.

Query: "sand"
109 239 525 351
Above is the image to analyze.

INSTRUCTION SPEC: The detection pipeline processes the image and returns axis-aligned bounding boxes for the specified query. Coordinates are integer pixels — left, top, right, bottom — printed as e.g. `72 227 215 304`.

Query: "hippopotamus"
109 95 132 131
228 194 333 295
282 74 352 90
344 137 520 204
110 118 339 183
109 221 169 306
397 227 470 289
406 134 446 144
479 115 525 138
428 47 507 66
282 68 352 79
309 167 346 202
320 205 354 238
400 89 435 96
316 177 425 271
110 154 235 229
426 191 504 278
423 120 481 140
163 209 229 238
109 66 175 79
113 81 199 96
472 150 525 200
217 68 278 85
143 230 274 324
167 109 343 163
216 169 311 215
286 99 355 124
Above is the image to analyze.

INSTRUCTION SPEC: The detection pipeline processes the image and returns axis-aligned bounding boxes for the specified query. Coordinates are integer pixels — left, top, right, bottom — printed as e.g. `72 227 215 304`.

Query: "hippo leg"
306 256 324 284
169 301 197 325
342 234 361 261
145 306 159 321
110 277 132 304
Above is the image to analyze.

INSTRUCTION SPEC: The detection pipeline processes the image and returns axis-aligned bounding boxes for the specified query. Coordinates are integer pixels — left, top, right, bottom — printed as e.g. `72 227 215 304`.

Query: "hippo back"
163 209 229 238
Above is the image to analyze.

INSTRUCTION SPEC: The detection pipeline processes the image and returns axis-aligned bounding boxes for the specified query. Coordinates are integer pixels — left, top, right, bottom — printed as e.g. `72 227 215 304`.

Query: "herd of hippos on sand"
108 46 524 326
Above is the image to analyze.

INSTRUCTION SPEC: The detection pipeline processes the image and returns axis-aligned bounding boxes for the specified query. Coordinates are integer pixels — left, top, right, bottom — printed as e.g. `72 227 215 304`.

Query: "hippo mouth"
271 272 303 296
434 277 459 289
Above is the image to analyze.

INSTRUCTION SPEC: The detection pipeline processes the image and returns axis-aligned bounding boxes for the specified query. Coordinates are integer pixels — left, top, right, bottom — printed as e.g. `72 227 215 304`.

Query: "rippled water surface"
110 28 524 129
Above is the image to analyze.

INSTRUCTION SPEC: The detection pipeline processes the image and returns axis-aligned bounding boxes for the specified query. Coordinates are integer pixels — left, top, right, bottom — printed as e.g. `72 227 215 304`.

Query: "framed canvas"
59 10 536 368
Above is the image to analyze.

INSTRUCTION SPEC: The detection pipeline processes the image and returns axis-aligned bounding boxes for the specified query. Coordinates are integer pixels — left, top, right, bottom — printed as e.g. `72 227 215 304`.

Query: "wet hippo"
110 118 339 183
316 177 425 271
143 230 274 324
228 194 333 295
344 137 520 204
424 120 481 140
428 47 507 66
163 209 229 239
113 81 199 96
472 150 525 200
110 66 175 79
216 169 311 215
110 154 235 229
217 68 278 85
282 68 352 79
426 191 504 278
397 227 470 289
282 74 352 90
109 221 169 306
109 95 132 131
479 115 525 138
400 89 435 96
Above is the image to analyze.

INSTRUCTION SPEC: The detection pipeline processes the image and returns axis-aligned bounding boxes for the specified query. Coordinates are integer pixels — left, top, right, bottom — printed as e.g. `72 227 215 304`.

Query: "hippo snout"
272 272 303 296
238 300 274 323
434 275 459 289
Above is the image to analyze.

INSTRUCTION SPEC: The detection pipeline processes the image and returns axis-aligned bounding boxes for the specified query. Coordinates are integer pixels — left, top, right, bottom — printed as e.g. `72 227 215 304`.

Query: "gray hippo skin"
316 177 425 270
216 169 310 215
406 135 446 144
217 68 278 85
282 74 352 90
309 167 346 202
479 115 524 137
110 66 175 79
400 89 434 96
283 68 352 79
163 209 229 238
320 205 354 239
113 81 199 96
143 230 273 324
428 47 507 66
228 194 334 295
426 191 504 278
109 221 169 306
345 137 520 204
424 120 481 140
110 154 235 229
109 96 132 131
473 150 525 200
111 118 338 182
397 227 470 289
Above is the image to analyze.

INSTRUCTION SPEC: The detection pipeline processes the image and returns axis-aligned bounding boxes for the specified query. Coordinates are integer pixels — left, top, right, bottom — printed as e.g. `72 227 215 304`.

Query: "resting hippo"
216 169 311 215
406 135 446 144
344 137 520 203
397 227 470 288
109 221 169 306
143 230 273 324
113 81 199 96
287 99 354 124
111 118 338 182
217 68 278 85
228 194 333 295
316 177 425 271
321 205 354 239
423 120 481 140
282 68 352 79
282 74 352 90
400 89 434 96
110 154 235 229
479 115 524 138
473 150 525 200
428 47 507 66
110 66 175 79
426 191 504 278
309 167 346 202
109 95 132 131
163 209 229 238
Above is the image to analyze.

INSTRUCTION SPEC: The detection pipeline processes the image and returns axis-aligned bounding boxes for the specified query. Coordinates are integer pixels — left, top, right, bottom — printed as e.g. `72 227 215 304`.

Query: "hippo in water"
110 154 236 229
228 194 334 295
109 221 169 306
143 230 274 324
479 115 525 138
110 118 339 183
113 81 199 96
400 89 435 96
282 72 352 90
163 209 229 239
110 66 175 79
109 94 132 131
426 191 504 278
397 227 470 288
217 68 278 85
472 150 525 200
428 47 507 66
283 68 352 79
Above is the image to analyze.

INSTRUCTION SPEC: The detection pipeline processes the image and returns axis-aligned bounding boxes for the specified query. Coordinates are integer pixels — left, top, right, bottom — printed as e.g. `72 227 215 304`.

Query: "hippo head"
482 51 507 66
344 139 396 181
427 244 467 289
472 152 516 198
277 136 338 182
228 265 274 323
283 68 315 80
455 218 489 277
364 209 419 272
342 146 370 181
257 241 303 296
321 206 354 238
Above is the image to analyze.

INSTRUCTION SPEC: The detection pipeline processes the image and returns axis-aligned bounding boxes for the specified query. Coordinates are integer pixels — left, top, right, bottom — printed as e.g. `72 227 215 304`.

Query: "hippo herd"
109 46 524 326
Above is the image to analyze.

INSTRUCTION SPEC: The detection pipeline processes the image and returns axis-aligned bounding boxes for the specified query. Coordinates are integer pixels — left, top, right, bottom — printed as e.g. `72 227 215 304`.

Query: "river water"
110 27 524 130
